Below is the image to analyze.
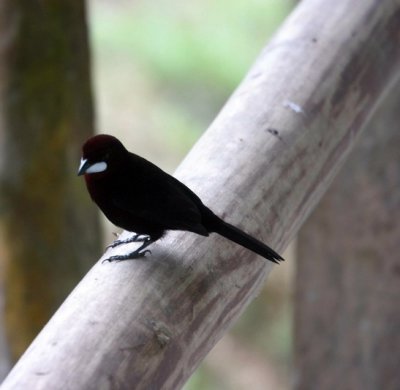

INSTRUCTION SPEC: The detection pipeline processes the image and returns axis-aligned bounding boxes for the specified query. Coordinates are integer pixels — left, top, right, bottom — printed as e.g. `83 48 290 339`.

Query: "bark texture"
1 0 400 389
295 81 400 390
0 1 101 360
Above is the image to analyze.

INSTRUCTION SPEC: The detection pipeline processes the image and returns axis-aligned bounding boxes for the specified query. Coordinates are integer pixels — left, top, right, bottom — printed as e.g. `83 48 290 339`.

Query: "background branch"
295 75 400 390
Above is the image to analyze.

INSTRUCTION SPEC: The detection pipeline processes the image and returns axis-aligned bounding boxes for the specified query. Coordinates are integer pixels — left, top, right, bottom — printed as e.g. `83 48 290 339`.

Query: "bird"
78 134 283 264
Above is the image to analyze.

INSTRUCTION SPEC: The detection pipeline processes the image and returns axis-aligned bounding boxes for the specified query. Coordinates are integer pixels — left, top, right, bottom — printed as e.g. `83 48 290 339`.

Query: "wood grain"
295 77 400 390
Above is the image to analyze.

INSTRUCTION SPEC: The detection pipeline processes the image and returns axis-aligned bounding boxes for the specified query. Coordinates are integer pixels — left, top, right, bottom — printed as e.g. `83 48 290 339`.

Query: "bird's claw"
106 234 150 250
102 249 151 263
103 234 154 263
106 240 123 250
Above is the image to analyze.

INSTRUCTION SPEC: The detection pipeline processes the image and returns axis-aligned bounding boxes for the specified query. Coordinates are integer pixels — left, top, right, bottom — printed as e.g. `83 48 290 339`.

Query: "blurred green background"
88 0 295 388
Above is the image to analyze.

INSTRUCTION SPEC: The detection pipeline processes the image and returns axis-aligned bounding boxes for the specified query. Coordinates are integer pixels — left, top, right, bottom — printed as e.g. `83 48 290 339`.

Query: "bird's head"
78 134 126 176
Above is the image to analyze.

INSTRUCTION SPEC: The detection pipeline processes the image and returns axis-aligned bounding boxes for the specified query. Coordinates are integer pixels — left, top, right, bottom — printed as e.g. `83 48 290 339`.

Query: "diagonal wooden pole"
1 0 400 389
295 77 400 390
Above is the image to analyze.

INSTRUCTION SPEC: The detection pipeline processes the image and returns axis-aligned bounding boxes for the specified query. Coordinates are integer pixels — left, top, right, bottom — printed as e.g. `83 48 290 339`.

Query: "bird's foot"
106 234 150 249
102 249 152 263
103 236 154 263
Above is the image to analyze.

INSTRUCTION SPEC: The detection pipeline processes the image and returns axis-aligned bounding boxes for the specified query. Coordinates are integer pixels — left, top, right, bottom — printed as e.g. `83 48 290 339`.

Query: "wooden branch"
295 75 400 390
2 0 400 388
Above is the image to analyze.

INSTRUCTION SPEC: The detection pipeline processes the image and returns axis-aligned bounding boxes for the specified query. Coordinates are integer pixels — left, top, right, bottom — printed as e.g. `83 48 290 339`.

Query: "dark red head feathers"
78 134 126 176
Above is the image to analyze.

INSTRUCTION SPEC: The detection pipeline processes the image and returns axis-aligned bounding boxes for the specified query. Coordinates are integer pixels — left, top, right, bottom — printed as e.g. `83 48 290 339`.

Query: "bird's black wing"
111 154 209 236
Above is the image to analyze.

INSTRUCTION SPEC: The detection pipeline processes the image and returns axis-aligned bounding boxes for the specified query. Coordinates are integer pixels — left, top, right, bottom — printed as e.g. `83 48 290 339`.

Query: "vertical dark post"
0 1 101 360
295 84 400 389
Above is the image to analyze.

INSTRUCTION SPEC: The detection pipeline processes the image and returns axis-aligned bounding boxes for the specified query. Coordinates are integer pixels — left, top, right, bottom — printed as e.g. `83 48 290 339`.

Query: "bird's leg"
106 233 150 249
103 236 154 263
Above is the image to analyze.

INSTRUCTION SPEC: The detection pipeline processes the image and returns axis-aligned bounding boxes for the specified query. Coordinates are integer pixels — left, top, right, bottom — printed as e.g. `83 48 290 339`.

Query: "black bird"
78 134 283 263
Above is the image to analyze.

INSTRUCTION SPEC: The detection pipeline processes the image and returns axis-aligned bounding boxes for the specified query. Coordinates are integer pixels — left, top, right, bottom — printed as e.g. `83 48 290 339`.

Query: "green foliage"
93 1 292 87
91 0 293 130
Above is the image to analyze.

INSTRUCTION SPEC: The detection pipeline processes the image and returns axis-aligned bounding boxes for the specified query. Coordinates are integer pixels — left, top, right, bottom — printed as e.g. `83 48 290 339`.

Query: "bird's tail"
204 212 283 264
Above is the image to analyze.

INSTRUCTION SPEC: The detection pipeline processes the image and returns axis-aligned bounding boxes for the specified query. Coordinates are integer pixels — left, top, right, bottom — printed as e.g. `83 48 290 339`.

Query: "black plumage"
78 134 283 263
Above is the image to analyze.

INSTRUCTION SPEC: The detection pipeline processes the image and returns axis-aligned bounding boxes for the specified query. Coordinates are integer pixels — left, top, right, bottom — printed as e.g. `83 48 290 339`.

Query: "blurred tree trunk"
295 82 400 389
0 1 101 362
